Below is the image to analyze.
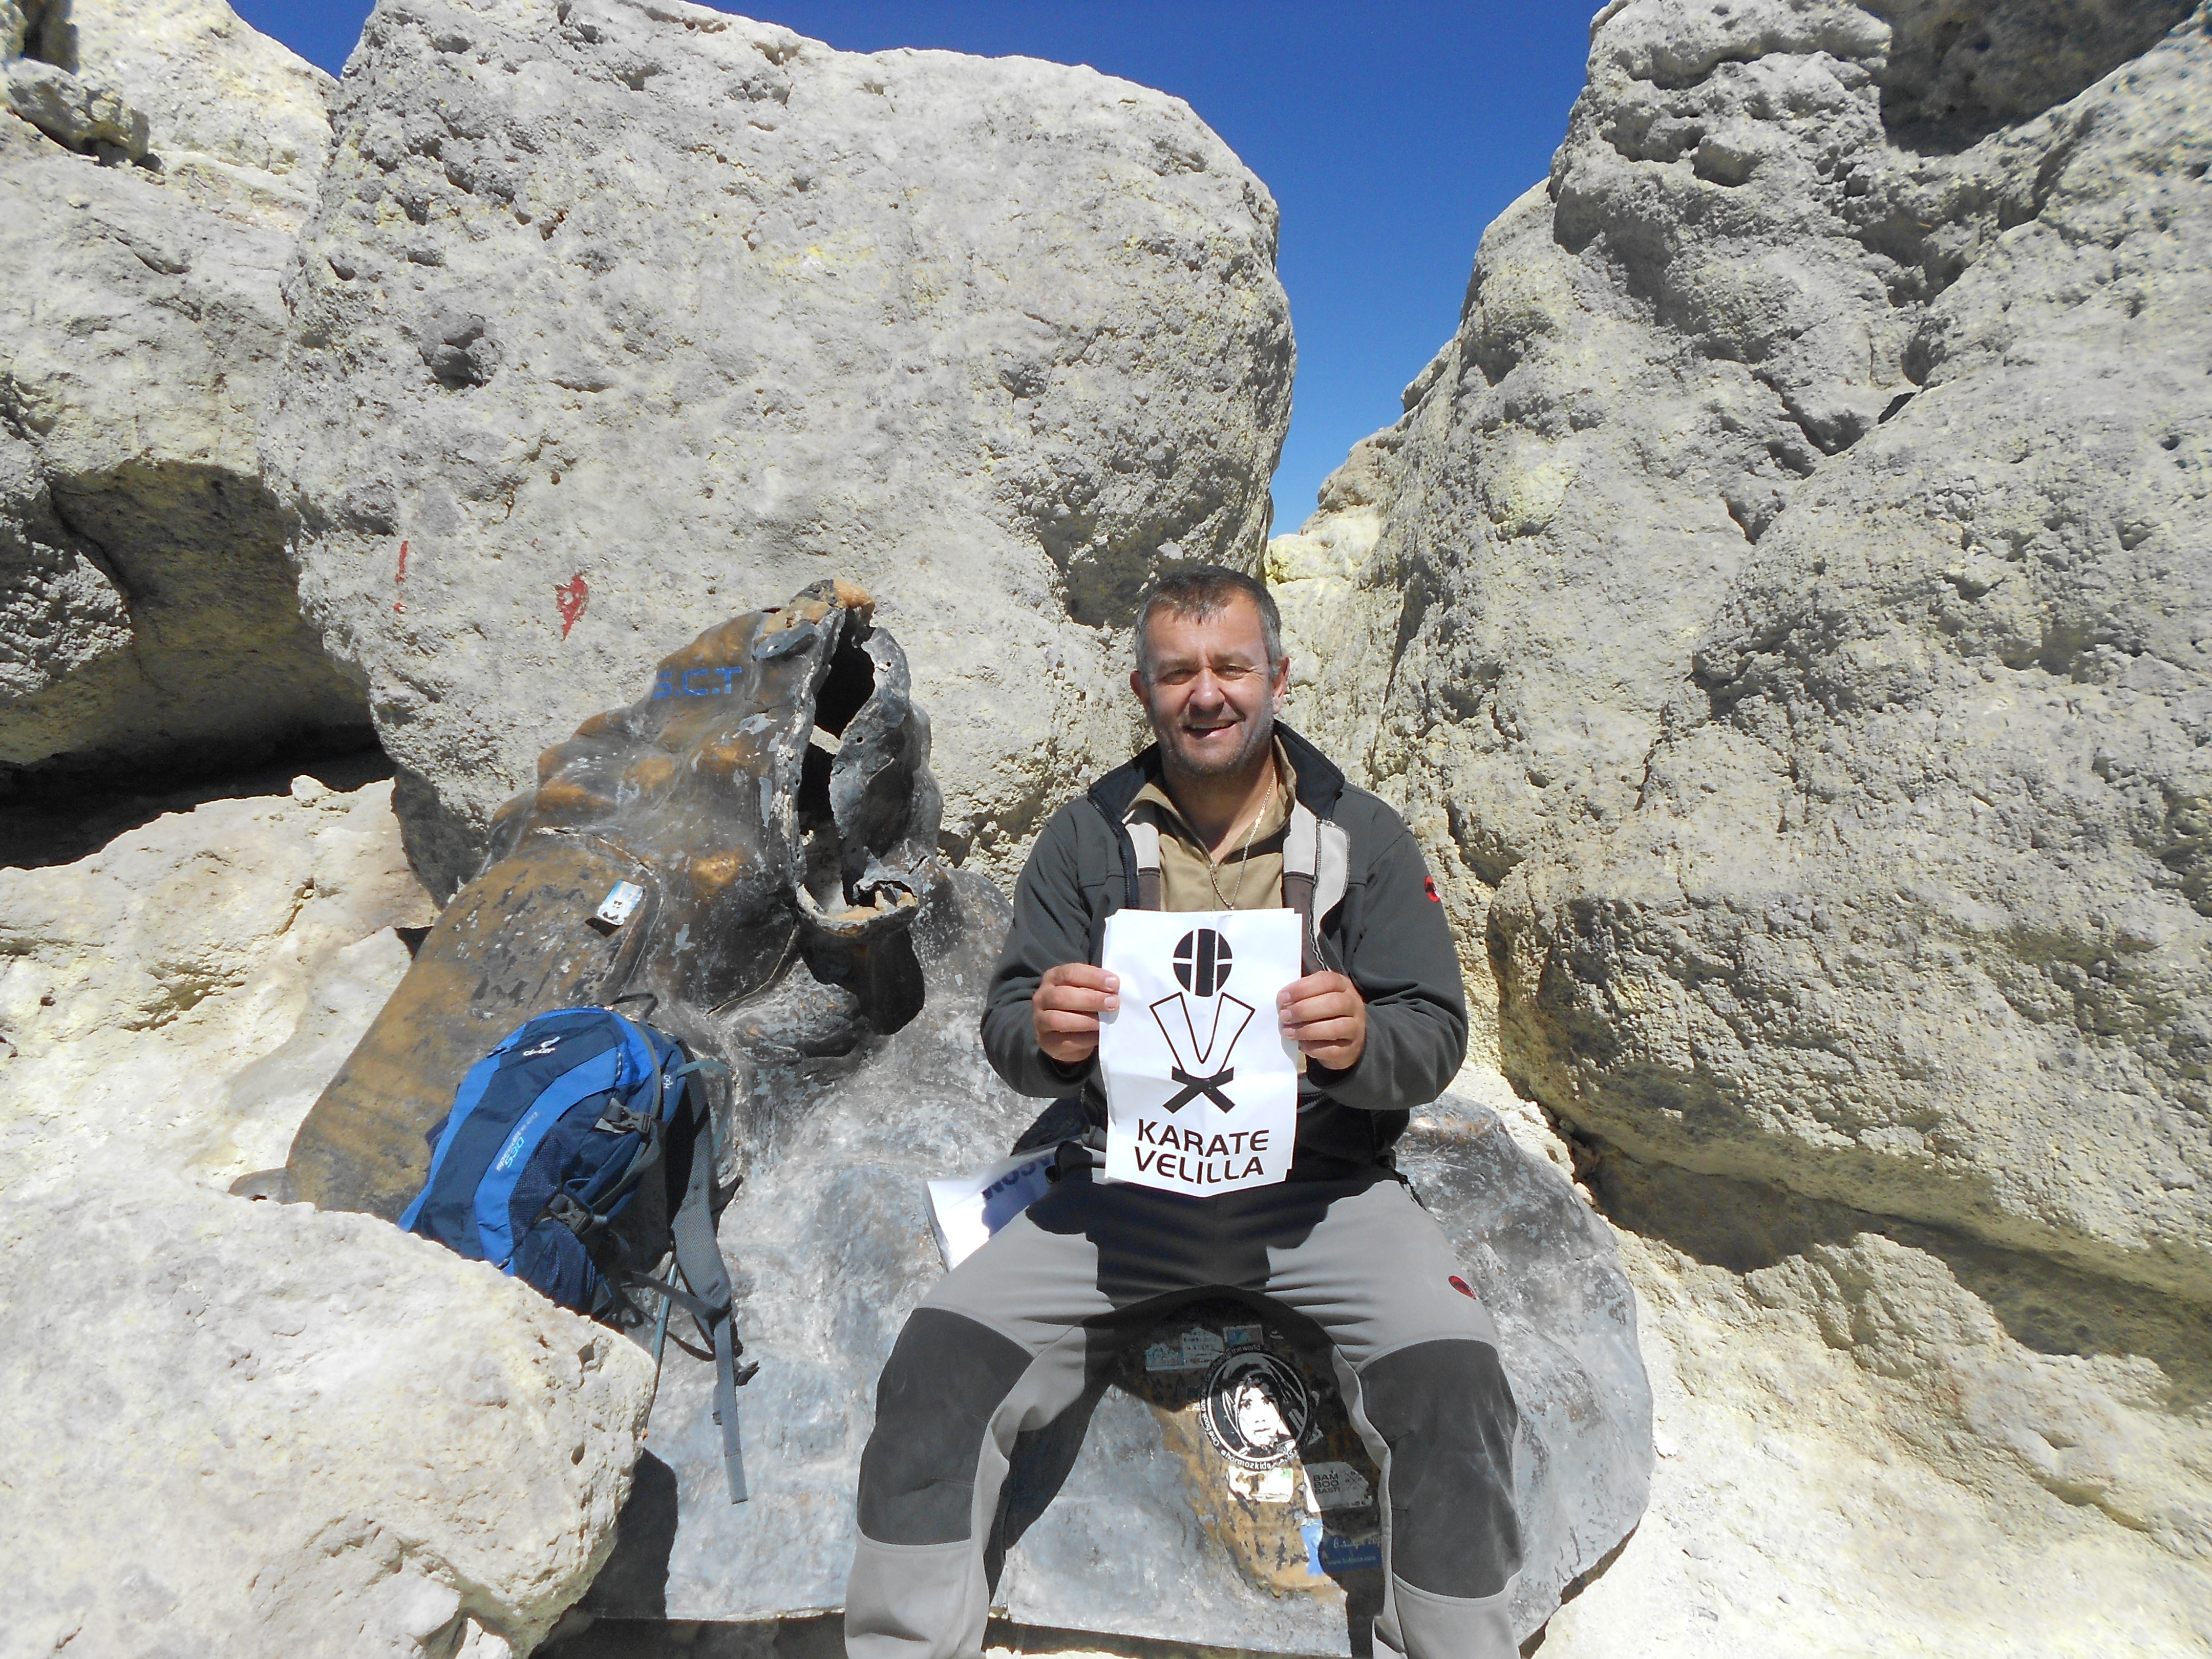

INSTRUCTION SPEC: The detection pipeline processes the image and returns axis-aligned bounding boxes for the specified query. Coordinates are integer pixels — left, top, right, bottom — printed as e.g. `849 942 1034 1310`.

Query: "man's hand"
1034 963 1120 1066
1278 971 1367 1071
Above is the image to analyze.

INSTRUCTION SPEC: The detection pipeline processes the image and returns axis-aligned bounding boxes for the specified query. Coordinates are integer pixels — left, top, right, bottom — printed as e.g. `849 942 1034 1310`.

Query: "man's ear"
1270 654 1290 709
1130 667 1150 710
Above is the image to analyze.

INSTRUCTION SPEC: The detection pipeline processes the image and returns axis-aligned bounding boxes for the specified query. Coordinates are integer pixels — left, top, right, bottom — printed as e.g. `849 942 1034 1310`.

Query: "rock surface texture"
0 1 369 779
0 776 659 1659
259 0 1293 897
2 1173 655 1659
1495 0 2212 1306
1280 0 2212 1650
1 775 433 1181
1539 1154 2212 1658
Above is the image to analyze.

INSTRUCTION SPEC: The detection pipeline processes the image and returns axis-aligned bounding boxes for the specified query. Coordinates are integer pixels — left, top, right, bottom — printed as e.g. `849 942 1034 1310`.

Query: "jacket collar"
1087 721 1346 823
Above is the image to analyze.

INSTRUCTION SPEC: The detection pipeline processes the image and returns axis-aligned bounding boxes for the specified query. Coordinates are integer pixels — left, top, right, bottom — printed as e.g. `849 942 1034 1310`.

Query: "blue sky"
231 2 1591 531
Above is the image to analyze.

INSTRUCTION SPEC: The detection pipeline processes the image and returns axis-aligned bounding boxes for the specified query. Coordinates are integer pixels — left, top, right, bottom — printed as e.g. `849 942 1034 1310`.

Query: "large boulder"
0 775 432 1182
1491 7 2212 1299
1280 0 2212 1315
1277 0 2204 1037
59 0 336 220
1274 0 2212 1646
1 1171 656 1659
0 0 367 784
258 0 1294 898
0 771 663 1659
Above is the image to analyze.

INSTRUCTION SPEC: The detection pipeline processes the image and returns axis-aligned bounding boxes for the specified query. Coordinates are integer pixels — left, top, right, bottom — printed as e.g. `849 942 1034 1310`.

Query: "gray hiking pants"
845 1171 1523 1659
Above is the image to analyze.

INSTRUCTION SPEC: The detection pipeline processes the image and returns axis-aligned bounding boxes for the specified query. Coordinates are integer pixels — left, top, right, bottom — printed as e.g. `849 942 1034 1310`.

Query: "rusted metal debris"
275 579 943 1219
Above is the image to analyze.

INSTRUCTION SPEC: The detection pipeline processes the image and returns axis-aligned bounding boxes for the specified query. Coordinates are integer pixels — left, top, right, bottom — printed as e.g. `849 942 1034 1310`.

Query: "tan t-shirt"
1128 739 1298 913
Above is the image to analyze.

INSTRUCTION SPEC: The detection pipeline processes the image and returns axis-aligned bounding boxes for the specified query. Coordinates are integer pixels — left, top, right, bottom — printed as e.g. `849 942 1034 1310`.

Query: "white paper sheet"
924 1148 1058 1268
1098 907 1301 1196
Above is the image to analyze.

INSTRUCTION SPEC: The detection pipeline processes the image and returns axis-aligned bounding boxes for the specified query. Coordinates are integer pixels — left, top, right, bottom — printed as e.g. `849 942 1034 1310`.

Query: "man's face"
1132 594 1289 779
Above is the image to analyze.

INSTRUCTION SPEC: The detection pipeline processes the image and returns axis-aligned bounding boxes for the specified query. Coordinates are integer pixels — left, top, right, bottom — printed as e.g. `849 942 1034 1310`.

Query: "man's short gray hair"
1133 565 1285 684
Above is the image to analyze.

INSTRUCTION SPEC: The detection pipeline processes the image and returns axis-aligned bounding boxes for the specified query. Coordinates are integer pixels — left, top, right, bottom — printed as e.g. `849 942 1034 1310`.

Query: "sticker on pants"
1098 908 1300 1196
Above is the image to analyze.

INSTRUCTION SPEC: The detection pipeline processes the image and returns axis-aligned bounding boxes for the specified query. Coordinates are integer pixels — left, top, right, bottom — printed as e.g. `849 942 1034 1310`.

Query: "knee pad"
1358 1338 1523 1598
856 1308 1032 1545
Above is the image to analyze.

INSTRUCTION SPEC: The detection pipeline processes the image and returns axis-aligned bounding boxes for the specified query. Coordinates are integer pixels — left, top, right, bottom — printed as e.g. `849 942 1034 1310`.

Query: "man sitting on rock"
845 566 1522 1659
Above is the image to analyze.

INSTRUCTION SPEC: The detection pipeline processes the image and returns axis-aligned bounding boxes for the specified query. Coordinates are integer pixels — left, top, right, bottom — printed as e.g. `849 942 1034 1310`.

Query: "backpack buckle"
544 1191 603 1237
592 1096 650 1136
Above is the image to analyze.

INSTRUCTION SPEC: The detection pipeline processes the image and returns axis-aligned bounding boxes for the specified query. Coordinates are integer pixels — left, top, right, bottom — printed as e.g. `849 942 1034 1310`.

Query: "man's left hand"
1277 971 1366 1071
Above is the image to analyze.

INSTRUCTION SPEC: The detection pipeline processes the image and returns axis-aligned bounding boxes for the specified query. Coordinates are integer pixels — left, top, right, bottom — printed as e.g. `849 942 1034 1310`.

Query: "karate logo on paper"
1153 928 1251 1114
1100 908 1298 1194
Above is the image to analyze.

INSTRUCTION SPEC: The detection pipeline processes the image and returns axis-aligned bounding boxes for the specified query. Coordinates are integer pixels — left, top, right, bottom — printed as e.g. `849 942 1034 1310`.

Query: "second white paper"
1097 907 1301 1196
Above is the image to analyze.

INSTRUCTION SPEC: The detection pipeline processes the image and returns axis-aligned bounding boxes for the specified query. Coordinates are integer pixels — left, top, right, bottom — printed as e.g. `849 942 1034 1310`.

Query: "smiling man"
846 566 1524 1659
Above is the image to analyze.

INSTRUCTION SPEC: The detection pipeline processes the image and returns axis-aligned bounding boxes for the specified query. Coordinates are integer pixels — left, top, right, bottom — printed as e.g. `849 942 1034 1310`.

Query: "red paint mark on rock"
1449 1274 1476 1299
556 573 589 638
393 540 409 613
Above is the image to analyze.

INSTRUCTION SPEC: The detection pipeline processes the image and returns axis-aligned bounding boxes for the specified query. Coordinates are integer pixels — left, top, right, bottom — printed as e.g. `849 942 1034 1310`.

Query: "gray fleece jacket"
980 725 1469 1178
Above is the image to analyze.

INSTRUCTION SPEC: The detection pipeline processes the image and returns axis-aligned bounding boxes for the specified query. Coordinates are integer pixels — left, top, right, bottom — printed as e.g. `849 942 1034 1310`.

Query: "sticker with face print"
1198 1348 1315 1471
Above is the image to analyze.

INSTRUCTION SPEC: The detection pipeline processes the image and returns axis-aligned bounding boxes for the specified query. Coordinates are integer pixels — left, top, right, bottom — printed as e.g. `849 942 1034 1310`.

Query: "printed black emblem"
1173 928 1233 998
1199 1349 1315 1471
1150 989 1253 1114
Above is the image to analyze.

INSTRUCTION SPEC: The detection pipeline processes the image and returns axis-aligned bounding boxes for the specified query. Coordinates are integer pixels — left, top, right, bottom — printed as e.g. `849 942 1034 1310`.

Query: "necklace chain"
1203 792 1268 911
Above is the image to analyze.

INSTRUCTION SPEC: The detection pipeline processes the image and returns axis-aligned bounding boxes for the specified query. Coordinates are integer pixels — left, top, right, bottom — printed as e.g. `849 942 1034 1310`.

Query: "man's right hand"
1033 963 1120 1066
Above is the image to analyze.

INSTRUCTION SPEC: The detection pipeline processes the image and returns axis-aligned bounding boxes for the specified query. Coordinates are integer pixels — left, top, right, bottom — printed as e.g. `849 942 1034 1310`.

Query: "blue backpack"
400 1004 753 1502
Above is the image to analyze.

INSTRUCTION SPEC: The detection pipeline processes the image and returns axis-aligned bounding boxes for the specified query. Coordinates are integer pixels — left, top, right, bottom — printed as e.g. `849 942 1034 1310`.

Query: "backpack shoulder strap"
1125 818 1163 911
1284 803 1322 974
1315 820 1352 927
1302 819 1354 974
665 1077 751 1504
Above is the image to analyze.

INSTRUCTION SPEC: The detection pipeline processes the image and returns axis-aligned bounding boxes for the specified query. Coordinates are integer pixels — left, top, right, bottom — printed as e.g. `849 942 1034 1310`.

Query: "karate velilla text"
1125 1119 1278 1185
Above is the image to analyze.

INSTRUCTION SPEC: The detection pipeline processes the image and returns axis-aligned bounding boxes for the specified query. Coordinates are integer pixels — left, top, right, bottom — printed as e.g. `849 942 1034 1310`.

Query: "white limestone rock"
0 777 434 1193
1492 7 2212 1302
1540 1156 2212 1658
258 0 1292 895
0 428 134 703
1280 0 2202 981
0 1 364 779
1282 1 2212 1290
62 0 337 226
2 56 148 159
1269 423 1405 776
1274 2 2212 1644
0 1169 656 1659
0 777 660 1658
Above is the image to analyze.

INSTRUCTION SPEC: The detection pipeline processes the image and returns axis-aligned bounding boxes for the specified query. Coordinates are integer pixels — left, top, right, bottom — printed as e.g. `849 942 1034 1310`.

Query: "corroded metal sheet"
1117 1300 1386 1603
282 835 656 1219
279 578 943 1219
